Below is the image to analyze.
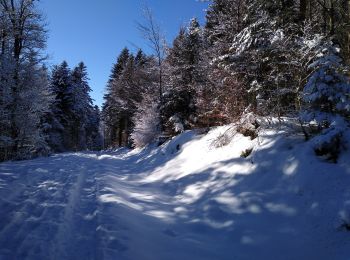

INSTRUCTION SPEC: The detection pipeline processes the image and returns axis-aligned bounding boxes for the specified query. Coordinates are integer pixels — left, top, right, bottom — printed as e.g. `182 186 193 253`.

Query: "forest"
1 0 350 161
1 1 350 259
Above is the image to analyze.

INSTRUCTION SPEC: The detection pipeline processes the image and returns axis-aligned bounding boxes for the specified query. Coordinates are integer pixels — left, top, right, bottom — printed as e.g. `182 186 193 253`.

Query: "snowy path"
1 127 350 260
0 153 101 259
0 152 224 260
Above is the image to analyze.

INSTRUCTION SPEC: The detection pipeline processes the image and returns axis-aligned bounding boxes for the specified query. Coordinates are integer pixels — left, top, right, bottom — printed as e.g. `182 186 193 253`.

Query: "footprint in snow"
163 228 177 237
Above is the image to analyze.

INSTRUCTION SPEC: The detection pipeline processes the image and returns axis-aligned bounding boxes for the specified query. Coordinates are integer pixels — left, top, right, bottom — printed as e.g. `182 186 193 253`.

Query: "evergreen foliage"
2 0 350 158
0 0 101 161
101 0 350 149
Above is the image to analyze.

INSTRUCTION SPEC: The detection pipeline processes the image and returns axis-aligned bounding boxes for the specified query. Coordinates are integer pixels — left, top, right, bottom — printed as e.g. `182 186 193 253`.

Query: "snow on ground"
1 124 350 260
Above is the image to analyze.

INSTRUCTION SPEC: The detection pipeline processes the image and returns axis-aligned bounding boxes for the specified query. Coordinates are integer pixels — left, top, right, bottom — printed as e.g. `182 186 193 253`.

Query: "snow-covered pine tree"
201 0 250 123
208 0 316 119
102 48 131 147
45 61 72 151
86 105 102 151
205 0 246 47
69 62 96 150
302 43 350 124
46 61 100 152
102 47 158 147
161 19 203 134
301 41 350 162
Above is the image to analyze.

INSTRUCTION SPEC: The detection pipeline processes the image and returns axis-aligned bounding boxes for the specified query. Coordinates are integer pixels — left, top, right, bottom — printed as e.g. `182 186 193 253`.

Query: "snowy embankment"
1 122 350 260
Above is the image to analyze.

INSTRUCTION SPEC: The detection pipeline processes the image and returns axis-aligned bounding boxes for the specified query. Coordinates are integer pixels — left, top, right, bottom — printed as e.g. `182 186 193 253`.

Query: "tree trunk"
323 0 328 33
118 119 123 147
329 2 335 35
341 0 350 65
1 29 6 54
300 0 308 22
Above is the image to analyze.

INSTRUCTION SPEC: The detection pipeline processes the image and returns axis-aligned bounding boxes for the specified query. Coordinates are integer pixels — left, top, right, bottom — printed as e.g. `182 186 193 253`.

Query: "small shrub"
241 148 253 158
314 131 342 163
237 113 260 140
238 126 258 140
211 127 236 148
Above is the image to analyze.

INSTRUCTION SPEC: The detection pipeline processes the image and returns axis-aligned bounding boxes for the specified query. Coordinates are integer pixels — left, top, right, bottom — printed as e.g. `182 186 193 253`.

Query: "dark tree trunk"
341 0 350 64
300 0 308 22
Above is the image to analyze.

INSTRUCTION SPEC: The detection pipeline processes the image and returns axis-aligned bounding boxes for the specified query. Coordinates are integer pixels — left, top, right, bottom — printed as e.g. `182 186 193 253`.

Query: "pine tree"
161 19 203 134
102 48 130 147
86 105 102 150
45 61 72 151
205 0 247 46
202 0 251 123
69 62 95 150
46 61 100 152
102 46 160 147
302 43 350 124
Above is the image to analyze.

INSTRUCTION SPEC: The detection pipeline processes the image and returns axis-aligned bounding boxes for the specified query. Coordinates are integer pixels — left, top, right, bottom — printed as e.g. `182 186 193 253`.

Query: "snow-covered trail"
1 127 350 260
0 153 102 260
0 152 224 260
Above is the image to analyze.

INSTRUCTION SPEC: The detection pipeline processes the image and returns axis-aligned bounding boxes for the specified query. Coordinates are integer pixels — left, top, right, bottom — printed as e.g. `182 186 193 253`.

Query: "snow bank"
99 123 350 259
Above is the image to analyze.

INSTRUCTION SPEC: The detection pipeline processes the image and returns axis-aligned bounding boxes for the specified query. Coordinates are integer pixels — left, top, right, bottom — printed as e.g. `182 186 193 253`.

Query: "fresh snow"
1 124 350 260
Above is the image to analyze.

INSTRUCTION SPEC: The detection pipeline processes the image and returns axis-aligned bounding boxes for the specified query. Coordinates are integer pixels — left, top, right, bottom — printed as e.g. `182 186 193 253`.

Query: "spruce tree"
161 19 203 134
46 61 72 151
69 62 94 150
102 48 132 147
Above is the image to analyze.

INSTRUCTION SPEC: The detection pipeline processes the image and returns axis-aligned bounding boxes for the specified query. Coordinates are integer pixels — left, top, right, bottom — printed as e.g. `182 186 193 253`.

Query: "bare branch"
136 5 166 101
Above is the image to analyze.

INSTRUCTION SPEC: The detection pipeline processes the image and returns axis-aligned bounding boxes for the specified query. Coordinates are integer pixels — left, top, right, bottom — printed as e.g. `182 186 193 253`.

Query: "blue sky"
38 0 209 108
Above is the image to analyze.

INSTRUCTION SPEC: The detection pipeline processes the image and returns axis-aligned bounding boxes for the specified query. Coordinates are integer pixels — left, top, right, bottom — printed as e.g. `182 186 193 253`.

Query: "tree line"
1 0 350 161
0 0 101 161
102 0 350 149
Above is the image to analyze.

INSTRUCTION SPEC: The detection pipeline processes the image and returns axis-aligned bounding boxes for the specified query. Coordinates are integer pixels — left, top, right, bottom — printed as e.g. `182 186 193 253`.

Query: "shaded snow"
0 125 350 259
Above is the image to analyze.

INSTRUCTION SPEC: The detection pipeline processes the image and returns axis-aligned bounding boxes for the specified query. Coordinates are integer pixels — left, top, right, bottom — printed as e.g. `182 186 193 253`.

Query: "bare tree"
0 0 46 61
137 5 166 101
0 0 49 159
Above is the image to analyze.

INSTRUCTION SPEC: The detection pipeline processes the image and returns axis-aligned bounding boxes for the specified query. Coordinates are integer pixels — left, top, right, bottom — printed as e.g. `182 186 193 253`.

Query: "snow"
1 123 350 259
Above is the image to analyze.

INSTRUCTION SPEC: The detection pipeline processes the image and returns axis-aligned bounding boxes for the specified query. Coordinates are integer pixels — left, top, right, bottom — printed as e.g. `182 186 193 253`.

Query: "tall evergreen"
102 48 157 147
81 0 350 152
45 61 100 152
161 19 204 134
69 62 94 150
46 61 71 151
102 48 131 147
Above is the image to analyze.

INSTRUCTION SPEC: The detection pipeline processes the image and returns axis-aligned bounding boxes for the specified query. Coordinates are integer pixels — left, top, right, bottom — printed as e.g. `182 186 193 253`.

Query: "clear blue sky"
38 0 210 108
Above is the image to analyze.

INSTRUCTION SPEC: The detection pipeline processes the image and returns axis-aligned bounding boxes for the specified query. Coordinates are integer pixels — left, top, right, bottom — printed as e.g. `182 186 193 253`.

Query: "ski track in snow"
0 151 229 260
0 154 102 260
1 127 350 260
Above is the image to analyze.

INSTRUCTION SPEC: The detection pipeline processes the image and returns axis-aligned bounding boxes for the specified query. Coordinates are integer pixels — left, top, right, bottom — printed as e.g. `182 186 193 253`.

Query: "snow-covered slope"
1 124 350 260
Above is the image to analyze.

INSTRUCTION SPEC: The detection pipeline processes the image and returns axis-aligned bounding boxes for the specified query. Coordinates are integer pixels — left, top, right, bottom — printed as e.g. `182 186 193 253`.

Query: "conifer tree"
161 19 203 134
69 62 94 150
46 61 72 151
102 48 131 147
